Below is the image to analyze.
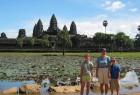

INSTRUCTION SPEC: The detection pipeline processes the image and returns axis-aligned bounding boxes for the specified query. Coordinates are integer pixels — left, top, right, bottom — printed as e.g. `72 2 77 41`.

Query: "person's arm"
96 61 99 78
116 71 120 82
116 66 121 82
91 66 94 82
80 66 83 83
108 57 111 79
108 61 111 79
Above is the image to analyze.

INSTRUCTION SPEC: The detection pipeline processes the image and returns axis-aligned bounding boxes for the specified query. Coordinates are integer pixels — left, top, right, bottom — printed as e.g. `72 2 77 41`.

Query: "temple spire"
33 24 37 37
69 21 77 35
63 25 68 32
36 19 43 37
47 14 59 35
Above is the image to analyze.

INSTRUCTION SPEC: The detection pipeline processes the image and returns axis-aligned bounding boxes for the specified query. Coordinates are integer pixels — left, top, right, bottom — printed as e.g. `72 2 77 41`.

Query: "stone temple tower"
69 21 77 35
47 14 59 35
32 19 43 38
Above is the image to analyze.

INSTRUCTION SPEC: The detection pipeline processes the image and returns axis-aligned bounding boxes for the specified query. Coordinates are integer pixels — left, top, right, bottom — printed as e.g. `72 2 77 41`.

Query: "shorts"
98 68 109 84
82 75 91 82
110 79 120 91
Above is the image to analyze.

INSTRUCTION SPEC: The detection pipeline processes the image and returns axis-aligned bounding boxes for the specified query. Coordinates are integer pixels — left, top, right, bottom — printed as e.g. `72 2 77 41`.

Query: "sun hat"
101 48 106 52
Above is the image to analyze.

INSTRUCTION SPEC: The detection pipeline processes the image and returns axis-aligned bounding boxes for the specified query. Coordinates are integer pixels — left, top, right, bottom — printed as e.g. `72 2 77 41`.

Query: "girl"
80 54 94 95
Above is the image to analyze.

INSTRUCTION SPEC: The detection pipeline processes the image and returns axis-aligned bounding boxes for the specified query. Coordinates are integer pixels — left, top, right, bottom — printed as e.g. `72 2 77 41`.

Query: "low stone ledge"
48 86 81 93
19 84 41 94
0 87 17 95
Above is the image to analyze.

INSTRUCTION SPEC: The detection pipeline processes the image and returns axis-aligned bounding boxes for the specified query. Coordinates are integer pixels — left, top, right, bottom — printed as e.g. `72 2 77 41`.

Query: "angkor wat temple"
0 14 93 51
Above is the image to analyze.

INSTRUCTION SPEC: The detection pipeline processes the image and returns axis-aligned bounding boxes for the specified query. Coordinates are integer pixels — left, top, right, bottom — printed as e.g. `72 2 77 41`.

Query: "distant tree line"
14 31 140 51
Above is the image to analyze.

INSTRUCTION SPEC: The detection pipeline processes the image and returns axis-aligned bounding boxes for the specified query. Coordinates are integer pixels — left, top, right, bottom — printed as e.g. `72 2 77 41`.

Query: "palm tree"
103 20 108 33
135 34 140 49
58 30 72 55
138 25 140 34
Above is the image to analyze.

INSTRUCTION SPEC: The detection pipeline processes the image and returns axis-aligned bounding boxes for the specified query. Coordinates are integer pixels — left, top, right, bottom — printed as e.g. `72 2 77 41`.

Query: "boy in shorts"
110 58 121 95
80 54 94 95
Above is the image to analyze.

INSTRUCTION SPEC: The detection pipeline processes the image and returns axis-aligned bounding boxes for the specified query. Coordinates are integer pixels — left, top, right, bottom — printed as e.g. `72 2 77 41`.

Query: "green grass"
0 52 46 57
0 52 140 59
45 52 140 59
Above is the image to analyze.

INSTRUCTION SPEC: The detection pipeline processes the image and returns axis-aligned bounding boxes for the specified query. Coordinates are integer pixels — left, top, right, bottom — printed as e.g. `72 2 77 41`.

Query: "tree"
115 32 134 51
1 32 7 38
126 38 134 49
41 35 50 47
93 32 104 50
71 34 82 47
26 37 35 47
63 25 68 32
103 20 108 33
115 32 126 48
108 34 116 50
16 38 23 48
138 25 140 34
58 30 72 55
134 34 140 49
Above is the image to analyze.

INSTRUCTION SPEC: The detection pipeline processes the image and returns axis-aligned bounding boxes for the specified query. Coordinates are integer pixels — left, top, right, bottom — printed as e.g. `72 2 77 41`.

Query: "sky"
0 0 140 38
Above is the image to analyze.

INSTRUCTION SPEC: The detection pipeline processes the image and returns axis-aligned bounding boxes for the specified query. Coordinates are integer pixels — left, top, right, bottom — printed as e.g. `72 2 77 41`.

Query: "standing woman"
96 48 111 95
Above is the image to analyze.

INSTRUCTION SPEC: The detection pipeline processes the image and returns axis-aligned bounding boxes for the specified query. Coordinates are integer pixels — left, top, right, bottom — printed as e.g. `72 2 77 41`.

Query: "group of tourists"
80 48 121 95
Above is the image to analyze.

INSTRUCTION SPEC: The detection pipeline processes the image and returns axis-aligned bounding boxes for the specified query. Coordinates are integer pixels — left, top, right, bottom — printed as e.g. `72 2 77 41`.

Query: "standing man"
96 48 111 95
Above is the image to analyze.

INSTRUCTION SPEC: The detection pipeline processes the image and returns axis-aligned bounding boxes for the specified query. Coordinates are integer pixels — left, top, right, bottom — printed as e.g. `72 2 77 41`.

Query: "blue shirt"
81 61 94 76
97 56 110 68
110 64 121 79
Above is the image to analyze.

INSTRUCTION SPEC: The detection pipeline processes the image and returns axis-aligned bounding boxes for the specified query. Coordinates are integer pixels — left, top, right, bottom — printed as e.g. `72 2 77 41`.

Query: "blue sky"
0 0 140 38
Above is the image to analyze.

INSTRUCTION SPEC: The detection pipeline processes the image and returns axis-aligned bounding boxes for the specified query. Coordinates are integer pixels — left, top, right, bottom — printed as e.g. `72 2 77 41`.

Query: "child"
110 58 121 95
80 54 94 95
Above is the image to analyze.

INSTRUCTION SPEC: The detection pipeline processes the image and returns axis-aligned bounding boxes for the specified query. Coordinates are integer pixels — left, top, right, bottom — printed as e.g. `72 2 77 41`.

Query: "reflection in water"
120 70 139 86
0 80 35 91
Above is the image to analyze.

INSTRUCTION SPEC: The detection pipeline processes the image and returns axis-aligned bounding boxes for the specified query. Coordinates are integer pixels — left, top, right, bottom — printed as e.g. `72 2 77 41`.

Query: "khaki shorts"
82 75 91 82
98 68 109 84
110 79 120 91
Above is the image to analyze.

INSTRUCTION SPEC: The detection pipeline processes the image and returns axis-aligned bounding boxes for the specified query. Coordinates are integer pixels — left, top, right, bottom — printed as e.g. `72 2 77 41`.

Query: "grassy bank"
0 52 140 59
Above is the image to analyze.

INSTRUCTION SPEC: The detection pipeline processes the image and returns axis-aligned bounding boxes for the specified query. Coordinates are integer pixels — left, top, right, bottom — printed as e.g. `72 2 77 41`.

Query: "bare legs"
86 82 90 95
100 83 108 95
111 89 119 95
81 82 85 95
81 82 91 95
105 84 108 94
100 84 104 94
111 89 114 95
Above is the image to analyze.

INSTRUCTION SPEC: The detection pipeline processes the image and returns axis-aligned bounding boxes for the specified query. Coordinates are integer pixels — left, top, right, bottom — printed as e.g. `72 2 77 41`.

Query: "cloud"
130 8 138 12
95 14 108 20
106 1 125 12
105 1 111 6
